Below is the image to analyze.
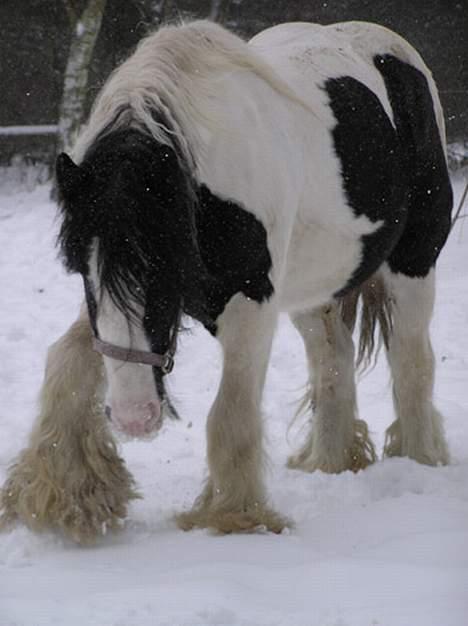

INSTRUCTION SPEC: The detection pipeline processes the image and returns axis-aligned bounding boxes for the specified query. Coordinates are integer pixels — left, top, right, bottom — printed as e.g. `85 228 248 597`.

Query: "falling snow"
0 176 467 626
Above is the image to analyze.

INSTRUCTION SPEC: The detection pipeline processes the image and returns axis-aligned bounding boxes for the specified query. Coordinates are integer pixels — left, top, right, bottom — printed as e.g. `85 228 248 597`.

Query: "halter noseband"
91 309 181 375
92 336 175 373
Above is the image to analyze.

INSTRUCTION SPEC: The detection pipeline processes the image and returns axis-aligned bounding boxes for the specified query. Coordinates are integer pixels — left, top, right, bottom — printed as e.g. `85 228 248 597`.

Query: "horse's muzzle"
108 401 163 439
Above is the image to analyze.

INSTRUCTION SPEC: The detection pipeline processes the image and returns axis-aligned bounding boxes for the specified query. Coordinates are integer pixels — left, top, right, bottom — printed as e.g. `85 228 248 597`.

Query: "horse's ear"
56 153 89 198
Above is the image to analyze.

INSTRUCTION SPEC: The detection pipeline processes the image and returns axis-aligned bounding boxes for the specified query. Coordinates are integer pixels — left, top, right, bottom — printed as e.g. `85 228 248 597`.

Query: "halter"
91 308 182 375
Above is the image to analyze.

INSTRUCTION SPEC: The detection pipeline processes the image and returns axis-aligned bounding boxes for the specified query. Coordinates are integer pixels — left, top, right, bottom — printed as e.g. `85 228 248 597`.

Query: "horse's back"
250 20 443 133
249 20 431 78
250 21 452 307
249 21 395 124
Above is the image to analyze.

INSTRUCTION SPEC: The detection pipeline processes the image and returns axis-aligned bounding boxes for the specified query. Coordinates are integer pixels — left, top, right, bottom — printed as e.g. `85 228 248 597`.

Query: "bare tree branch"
62 0 78 27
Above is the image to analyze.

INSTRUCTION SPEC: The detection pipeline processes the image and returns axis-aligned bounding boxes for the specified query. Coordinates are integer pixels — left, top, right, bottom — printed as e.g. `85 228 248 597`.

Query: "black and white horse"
1 20 452 542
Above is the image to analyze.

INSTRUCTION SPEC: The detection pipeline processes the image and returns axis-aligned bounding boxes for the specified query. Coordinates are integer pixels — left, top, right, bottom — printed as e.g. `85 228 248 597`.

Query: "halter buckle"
161 353 174 374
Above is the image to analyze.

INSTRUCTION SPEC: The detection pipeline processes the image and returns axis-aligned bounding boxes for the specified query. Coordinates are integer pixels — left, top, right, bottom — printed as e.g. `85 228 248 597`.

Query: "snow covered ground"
0 175 467 626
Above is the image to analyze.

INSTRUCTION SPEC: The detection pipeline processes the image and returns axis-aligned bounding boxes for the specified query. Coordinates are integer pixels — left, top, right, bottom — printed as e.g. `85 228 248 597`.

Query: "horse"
1 19 452 543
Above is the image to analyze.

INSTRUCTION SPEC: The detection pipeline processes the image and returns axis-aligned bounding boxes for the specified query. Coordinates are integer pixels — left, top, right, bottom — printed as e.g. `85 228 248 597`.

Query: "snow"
0 178 467 626
76 21 85 38
448 142 468 171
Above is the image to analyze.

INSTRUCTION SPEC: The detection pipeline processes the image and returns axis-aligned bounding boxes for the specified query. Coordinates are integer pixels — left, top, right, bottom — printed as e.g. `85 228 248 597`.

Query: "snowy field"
0 175 467 626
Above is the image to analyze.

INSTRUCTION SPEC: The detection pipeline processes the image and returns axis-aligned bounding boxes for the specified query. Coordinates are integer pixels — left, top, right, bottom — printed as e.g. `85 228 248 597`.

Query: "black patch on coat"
196 184 274 323
373 54 452 277
324 76 407 297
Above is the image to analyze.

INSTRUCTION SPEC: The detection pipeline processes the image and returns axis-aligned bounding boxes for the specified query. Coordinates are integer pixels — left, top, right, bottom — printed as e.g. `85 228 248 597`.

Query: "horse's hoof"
176 506 290 535
288 419 377 474
0 443 140 544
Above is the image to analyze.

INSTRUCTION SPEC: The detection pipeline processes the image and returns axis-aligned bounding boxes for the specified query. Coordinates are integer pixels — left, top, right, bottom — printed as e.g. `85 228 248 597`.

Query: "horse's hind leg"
373 47 452 464
288 303 376 473
0 305 138 543
382 268 449 465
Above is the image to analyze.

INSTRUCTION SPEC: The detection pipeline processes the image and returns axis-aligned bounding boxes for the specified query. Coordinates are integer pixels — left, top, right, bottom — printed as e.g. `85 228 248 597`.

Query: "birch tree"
57 0 107 154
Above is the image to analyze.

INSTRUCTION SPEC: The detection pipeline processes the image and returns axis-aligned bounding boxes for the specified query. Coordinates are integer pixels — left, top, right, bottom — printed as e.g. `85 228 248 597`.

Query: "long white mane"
73 20 305 165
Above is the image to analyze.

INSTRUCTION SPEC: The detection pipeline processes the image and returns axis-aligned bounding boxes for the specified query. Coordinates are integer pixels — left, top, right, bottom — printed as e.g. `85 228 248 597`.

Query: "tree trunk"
57 0 107 155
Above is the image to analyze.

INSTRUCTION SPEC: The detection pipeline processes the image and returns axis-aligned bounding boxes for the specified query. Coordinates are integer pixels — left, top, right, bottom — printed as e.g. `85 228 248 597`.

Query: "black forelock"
57 127 213 327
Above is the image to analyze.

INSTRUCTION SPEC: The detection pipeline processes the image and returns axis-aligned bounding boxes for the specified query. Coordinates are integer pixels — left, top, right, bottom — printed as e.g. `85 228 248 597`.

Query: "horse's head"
56 129 211 438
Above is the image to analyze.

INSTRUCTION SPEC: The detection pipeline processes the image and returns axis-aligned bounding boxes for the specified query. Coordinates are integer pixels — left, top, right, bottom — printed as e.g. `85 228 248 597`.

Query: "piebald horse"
1 20 452 542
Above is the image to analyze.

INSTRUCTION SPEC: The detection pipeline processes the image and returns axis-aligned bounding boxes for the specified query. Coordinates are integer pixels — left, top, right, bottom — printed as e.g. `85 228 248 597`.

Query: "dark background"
0 0 466 164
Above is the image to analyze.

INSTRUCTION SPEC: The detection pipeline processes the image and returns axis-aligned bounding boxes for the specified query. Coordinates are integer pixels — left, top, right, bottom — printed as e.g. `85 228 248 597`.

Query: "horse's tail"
339 273 393 371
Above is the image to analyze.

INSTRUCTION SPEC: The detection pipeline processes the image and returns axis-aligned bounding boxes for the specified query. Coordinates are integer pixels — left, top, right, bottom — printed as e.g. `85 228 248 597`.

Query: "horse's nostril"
105 405 112 420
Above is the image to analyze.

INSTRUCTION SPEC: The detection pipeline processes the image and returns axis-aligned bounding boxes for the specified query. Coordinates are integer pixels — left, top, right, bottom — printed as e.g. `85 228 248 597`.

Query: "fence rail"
0 125 58 136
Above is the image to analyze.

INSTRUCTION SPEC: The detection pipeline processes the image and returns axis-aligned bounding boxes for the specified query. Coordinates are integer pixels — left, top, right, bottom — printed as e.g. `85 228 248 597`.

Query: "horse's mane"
73 20 308 167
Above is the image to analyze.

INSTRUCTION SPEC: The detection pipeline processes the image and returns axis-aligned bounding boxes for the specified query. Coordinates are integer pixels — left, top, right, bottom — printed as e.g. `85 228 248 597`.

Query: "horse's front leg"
0 305 139 544
178 294 287 534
